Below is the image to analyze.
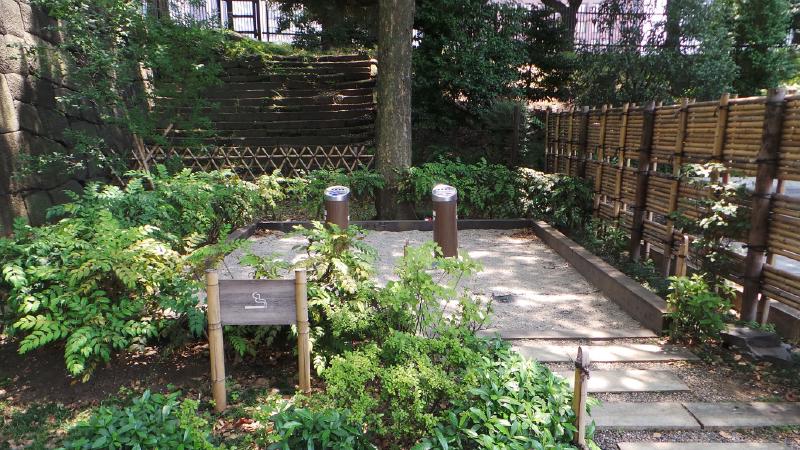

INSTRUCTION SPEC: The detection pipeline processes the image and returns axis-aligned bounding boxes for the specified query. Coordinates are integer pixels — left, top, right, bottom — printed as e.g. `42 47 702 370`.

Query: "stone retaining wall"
0 0 122 234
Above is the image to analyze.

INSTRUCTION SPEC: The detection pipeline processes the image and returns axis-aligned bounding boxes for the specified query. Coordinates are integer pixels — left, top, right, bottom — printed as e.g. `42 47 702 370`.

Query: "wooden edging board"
256 218 535 232
530 220 667 333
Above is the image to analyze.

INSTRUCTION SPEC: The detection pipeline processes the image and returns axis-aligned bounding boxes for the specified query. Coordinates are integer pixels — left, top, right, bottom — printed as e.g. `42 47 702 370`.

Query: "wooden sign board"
205 269 311 413
219 279 296 326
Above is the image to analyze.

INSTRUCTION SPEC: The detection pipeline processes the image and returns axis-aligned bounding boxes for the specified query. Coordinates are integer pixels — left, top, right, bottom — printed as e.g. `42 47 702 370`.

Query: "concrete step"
618 443 789 449
220 72 371 84
167 125 374 139
227 54 370 64
203 86 374 98
168 135 373 147
592 402 800 431
592 402 700 430
479 327 658 340
177 103 374 114
514 343 698 363
683 402 800 430
209 117 374 131
222 65 372 76
197 109 374 123
556 369 689 392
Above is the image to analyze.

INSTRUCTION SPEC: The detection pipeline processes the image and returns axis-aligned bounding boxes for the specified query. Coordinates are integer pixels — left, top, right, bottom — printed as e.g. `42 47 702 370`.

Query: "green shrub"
419 345 592 450
666 274 732 344
379 242 489 337
400 159 520 218
49 166 275 251
579 218 629 263
1 213 200 379
319 331 480 447
0 167 278 378
61 390 217 449
269 407 376 450
516 168 593 230
292 223 382 363
284 168 384 221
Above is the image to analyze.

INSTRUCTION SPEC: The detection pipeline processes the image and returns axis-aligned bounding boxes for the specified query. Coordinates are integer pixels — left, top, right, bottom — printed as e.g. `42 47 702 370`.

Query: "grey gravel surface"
221 228 646 334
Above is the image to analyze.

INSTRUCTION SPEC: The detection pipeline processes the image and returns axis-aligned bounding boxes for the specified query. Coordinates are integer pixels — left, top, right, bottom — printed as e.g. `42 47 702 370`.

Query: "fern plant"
1 214 200 379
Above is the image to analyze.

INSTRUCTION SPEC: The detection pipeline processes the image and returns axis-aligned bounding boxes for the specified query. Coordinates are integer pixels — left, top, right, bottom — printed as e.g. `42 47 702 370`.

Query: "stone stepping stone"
479 328 657 340
591 402 701 430
514 343 699 363
684 402 800 429
556 369 689 392
618 443 789 450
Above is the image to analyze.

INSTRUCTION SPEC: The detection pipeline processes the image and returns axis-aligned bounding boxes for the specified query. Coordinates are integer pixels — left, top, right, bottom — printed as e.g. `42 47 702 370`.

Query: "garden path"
222 228 647 335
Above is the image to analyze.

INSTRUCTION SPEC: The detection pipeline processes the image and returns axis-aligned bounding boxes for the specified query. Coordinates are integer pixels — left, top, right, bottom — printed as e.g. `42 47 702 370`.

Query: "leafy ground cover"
0 165 598 449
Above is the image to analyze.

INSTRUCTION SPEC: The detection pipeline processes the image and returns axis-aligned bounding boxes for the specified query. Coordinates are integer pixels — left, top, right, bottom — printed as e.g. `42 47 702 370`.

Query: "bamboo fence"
545 89 800 323
135 144 375 177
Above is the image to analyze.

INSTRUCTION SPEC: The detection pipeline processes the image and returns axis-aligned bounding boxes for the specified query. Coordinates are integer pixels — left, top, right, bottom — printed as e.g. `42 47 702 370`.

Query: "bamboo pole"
593 105 609 216
206 270 227 412
295 269 311 393
572 346 590 449
741 88 787 322
555 112 562 173
578 106 590 179
662 98 690 276
545 108 551 172
711 93 730 182
675 234 690 277
629 101 656 261
566 107 575 176
613 104 630 220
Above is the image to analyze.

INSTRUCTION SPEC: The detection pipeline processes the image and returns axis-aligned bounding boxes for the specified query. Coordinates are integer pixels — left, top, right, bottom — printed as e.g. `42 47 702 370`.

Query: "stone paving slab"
514 344 699 363
618 443 789 450
556 369 690 392
479 328 657 340
591 402 701 430
684 402 800 429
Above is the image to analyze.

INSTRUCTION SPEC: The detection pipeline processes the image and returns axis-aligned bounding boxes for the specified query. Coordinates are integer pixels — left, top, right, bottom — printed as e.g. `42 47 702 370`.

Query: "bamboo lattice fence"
545 88 800 324
135 144 375 177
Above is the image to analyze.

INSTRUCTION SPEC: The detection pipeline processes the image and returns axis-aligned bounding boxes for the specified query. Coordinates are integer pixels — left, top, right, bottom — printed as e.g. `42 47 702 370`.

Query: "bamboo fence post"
295 268 312 393
593 105 609 216
205 270 227 413
613 103 630 220
545 108 551 172
555 112 562 173
711 93 730 169
566 107 575 176
675 234 690 277
741 88 787 322
511 104 521 166
572 346 591 449
765 179 785 266
578 106 590 179
629 101 656 261
662 98 690 276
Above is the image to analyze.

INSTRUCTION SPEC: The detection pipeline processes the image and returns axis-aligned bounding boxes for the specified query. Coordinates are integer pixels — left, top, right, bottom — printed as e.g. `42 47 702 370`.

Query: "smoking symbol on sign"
244 292 269 309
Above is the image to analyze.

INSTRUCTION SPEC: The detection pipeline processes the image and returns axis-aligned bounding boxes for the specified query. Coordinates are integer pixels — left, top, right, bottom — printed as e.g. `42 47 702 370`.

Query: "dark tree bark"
541 0 583 46
375 0 414 219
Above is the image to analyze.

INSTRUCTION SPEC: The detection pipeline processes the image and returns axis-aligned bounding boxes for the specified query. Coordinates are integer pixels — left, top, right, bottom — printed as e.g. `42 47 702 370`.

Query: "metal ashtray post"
324 185 350 229
432 184 458 257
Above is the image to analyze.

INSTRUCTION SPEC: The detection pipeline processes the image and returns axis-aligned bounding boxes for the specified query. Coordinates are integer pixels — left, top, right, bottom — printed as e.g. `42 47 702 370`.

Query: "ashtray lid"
324 185 350 201
431 184 457 202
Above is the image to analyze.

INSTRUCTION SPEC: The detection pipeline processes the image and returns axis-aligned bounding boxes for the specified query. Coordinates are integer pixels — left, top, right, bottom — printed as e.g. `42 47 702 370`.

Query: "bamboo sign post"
572 346 591 449
205 269 311 413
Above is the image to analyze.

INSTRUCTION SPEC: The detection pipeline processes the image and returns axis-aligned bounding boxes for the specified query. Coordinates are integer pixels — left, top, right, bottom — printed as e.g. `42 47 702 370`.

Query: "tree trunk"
375 0 414 219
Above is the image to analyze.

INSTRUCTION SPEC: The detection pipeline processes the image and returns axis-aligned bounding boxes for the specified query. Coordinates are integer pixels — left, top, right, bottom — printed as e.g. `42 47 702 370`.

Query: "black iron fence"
143 0 305 42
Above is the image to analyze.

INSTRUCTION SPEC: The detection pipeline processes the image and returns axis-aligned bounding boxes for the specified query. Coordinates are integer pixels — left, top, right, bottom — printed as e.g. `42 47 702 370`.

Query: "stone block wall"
1 0 119 234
